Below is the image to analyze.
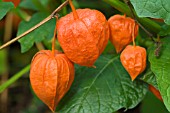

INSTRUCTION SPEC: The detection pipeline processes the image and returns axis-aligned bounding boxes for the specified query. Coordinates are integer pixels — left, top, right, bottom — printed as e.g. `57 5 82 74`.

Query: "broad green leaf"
149 37 170 112
57 56 148 113
130 0 170 25
18 12 56 53
0 2 14 20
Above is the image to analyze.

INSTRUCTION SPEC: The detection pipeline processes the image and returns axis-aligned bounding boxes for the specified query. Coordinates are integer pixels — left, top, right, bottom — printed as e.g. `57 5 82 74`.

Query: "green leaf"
19 0 37 10
57 56 148 113
130 0 170 25
141 69 158 89
0 2 14 20
159 24 170 36
19 0 50 11
149 37 170 112
17 12 56 53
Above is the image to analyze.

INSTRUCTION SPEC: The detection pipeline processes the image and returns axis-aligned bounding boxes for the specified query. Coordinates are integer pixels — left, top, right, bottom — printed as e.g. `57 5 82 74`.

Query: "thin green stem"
0 65 30 93
103 0 161 33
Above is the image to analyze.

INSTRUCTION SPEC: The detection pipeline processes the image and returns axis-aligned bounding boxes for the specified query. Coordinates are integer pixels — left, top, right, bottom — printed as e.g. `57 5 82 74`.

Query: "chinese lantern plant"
120 23 147 81
30 22 75 112
56 0 109 67
108 14 139 53
1 0 170 113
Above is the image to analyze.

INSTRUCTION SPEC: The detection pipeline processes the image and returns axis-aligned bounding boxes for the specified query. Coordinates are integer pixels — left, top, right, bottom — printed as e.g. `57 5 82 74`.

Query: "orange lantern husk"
108 15 138 53
30 50 74 112
56 0 109 67
120 45 146 81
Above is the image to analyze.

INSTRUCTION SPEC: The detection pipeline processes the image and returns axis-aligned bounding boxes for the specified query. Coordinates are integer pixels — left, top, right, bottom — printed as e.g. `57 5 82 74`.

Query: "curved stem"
69 0 79 20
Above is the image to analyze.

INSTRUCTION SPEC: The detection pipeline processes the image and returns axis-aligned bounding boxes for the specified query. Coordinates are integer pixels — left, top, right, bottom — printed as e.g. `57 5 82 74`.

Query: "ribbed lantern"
30 50 74 112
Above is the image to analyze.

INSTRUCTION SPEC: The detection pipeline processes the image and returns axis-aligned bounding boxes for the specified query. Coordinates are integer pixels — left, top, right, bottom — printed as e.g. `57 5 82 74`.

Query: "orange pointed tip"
130 76 136 81
49 107 55 113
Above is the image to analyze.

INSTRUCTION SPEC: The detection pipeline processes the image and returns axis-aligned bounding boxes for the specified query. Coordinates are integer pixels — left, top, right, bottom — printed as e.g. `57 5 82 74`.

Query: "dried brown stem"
0 0 69 50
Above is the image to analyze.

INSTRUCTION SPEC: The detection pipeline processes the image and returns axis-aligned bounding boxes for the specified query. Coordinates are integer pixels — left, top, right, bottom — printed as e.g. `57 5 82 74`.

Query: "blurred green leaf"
57 55 148 113
141 92 169 113
0 49 7 74
19 0 37 10
149 37 170 112
31 0 49 12
0 2 14 20
73 0 113 18
17 12 56 53
19 0 51 11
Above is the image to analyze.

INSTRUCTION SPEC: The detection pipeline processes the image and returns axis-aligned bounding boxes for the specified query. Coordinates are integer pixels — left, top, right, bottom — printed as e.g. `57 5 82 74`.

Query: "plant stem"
52 16 58 56
0 0 69 50
103 0 161 33
69 0 79 20
132 24 136 46
0 65 30 93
